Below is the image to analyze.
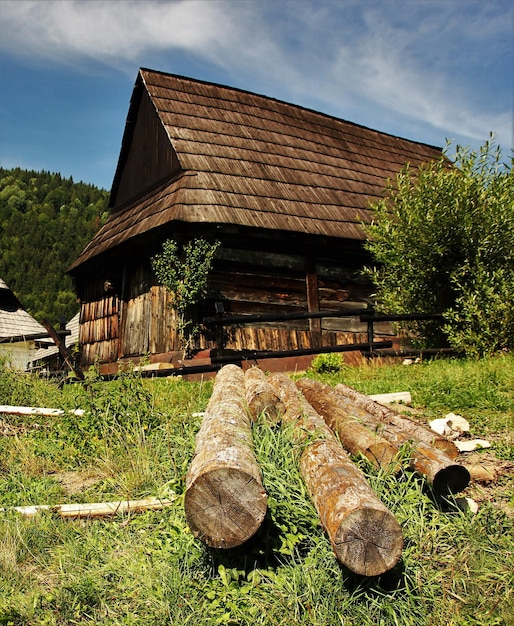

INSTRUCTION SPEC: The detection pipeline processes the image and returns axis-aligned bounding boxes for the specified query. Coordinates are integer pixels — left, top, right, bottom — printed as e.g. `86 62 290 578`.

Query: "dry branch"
268 373 403 576
296 378 399 471
244 366 284 424
185 364 267 548
0 405 85 417
1 497 175 518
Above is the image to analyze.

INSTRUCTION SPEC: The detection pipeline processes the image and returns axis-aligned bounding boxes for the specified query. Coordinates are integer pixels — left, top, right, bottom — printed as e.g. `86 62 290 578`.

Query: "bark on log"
185 364 267 549
244 366 284 424
329 385 469 494
335 382 458 459
296 378 399 471
268 373 403 576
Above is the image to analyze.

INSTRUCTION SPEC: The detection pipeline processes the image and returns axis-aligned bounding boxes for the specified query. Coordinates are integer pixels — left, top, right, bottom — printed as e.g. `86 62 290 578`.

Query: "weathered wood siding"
200 246 377 352
79 278 120 365
120 264 177 357
77 241 390 366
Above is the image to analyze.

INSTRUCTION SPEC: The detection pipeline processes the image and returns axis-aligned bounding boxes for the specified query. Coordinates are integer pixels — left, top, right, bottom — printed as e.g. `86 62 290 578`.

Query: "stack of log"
184 364 470 577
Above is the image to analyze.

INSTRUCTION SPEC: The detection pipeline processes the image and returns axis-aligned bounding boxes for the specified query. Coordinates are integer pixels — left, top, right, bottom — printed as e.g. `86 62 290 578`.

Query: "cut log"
330 385 469 494
268 373 403 576
335 383 458 459
296 378 399 471
185 364 267 549
244 366 284 424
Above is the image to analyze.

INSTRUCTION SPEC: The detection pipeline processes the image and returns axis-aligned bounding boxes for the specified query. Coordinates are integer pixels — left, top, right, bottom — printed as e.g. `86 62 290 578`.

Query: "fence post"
366 304 375 353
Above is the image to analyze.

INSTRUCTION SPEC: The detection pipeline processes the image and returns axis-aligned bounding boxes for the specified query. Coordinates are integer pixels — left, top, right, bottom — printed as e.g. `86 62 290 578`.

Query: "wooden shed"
69 68 442 371
0 278 50 370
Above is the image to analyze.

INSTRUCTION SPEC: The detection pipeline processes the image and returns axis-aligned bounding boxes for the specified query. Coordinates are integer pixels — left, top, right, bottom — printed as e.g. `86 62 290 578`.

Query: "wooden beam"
41 318 84 380
305 258 321 332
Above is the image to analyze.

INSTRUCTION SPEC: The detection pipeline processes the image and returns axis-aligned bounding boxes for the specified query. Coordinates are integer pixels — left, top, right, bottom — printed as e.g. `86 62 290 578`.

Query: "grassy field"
0 354 512 625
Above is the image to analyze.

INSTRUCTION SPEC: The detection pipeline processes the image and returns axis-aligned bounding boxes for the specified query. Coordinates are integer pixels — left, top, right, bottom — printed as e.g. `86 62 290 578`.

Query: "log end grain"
185 467 268 549
333 506 404 577
432 464 471 495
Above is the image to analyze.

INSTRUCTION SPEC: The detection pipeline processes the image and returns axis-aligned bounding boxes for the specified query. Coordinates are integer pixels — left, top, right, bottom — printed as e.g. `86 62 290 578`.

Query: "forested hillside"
0 167 109 324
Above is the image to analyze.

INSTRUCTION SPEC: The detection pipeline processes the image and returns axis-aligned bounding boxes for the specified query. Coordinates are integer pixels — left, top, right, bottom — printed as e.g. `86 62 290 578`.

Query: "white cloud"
0 0 236 68
1 0 511 148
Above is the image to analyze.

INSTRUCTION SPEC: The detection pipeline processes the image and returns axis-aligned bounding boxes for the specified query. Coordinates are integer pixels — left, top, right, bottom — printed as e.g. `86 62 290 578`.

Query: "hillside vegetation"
0 356 512 625
0 167 108 323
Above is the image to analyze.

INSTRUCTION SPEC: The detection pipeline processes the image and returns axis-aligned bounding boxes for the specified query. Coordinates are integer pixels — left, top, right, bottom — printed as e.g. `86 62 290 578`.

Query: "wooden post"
184 364 267 548
41 318 84 380
244 366 284 424
332 384 469 494
305 258 321 334
268 373 403 576
335 383 458 459
296 378 400 471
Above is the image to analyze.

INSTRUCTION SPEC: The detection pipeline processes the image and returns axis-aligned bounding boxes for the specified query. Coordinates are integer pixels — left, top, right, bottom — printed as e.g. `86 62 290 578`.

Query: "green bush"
364 137 514 356
310 352 345 373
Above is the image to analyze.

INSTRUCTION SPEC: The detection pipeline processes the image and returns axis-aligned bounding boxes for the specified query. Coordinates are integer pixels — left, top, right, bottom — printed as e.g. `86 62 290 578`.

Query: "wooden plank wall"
120 264 177 357
79 277 120 365
199 247 385 352
77 245 390 365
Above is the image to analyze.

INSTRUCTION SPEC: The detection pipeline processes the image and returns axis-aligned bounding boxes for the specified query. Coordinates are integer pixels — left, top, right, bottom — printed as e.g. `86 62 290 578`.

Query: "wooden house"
69 68 442 371
0 278 50 370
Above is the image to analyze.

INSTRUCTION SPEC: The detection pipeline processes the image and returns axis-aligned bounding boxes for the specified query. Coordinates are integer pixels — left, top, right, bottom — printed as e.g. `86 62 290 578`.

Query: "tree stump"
244 366 284 424
296 378 400 471
268 373 403 576
185 364 267 548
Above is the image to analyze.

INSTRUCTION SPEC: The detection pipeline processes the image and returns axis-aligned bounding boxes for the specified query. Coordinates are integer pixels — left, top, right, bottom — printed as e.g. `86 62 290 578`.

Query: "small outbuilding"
69 69 442 371
0 278 50 370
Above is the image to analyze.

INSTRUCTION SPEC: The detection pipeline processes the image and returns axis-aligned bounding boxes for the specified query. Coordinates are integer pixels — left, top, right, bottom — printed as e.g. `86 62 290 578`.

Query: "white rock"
429 418 451 435
444 413 470 433
454 439 491 452
456 497 479 514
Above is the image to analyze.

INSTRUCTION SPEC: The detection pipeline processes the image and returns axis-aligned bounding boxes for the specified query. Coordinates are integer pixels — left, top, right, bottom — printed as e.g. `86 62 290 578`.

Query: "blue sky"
1 0 512 191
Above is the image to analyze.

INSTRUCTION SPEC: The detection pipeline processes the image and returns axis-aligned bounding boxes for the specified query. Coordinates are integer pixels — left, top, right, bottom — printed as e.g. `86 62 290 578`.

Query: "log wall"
77 239 390 365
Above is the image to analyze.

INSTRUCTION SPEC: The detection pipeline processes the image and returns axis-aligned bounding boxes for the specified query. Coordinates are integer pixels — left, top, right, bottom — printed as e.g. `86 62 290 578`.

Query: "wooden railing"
203 306 447 358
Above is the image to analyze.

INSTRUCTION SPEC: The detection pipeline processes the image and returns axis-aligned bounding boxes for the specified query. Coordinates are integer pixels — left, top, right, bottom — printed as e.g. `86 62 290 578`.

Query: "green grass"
0 355 513 625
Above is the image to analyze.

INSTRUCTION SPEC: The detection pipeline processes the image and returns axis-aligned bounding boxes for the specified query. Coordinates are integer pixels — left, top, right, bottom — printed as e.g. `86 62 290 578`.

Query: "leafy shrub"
310 352 345 373
364 137 514 356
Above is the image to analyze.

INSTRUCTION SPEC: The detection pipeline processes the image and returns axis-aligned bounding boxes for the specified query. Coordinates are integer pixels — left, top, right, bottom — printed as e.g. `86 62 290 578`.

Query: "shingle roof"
70 69 442 270
0 279 49 342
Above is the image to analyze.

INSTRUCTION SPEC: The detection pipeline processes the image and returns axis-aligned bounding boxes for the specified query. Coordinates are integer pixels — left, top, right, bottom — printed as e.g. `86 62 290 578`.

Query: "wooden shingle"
70 69 441 272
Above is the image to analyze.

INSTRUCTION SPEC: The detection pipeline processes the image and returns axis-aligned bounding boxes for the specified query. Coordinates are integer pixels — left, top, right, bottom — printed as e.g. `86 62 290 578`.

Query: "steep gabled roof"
0 278 49 343
70 68 442 271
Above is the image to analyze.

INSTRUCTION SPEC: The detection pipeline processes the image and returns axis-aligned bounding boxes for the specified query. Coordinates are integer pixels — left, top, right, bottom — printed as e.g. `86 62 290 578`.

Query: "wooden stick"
369 391 412 405
244 366 284 424
296 378 400 471
185 364 267 549
1 497 176 518
0 405 85 417
268 373 403 577
335 383 458 459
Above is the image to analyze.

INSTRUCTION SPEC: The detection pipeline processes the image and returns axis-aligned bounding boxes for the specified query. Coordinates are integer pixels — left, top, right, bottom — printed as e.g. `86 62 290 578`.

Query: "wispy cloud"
1 0 512 148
